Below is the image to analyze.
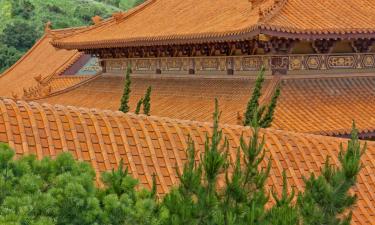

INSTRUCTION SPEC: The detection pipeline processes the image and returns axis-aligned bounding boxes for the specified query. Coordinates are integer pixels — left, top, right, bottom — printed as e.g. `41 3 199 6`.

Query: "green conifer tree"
259 87 281 128
119 66 132 113
297 122 366 225
161 99 297 225
135 98 143 115
243 67 281 128
143 86 152 116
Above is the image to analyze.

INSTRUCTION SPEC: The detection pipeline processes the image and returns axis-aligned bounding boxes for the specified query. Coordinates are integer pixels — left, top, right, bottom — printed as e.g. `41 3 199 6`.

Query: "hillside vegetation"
0 0 144 73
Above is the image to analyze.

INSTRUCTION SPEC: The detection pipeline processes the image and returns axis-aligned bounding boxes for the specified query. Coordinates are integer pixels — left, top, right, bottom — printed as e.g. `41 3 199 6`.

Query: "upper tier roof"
0 98 374 224
40 74 375 136
52 0 375 50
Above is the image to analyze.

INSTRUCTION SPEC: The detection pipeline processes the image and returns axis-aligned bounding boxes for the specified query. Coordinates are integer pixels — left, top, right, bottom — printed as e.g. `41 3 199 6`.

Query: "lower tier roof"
0 98 374 224
0 33 82 98
40 73 375 136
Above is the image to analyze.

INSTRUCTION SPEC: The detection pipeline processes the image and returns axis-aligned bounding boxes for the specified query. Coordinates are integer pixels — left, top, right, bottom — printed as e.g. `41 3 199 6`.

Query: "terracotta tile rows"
0 29 84 99
272 76 375 135
52 0 262 49
47 76 94 94
0 98 374 224
41 74 375 136
52 0 375 49
41 75 262 125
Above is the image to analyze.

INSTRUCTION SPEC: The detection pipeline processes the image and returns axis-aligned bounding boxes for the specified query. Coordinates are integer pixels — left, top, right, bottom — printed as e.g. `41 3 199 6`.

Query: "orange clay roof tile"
0 98 373 224
0 28 94 99
39 74 375 136
52 0 375 49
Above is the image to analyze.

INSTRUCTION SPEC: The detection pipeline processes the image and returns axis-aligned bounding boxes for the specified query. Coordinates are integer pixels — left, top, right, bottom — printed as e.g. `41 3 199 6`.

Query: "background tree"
0 44 22 73
243 67 281 128
119 66 132 113
11 0 35 19
142 86 152 116
0 20 39 52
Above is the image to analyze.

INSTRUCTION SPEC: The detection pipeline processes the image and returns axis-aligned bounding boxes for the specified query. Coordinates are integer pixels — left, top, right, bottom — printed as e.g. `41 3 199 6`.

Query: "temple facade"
52 0 375 76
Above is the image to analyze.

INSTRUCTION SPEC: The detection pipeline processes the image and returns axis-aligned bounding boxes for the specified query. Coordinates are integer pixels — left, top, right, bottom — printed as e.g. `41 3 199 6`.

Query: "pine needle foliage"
119 66 132 113
135 98 143 115
243 67 281 128
143 86 152 116
161 99 297 225
297 121 366 225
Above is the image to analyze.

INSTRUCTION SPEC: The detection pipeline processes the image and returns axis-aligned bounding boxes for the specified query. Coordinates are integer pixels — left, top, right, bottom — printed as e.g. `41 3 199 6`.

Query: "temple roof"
0 28 99 99
0 98 374 224
52 0 375 50
0 29 81 98
39 73 375 136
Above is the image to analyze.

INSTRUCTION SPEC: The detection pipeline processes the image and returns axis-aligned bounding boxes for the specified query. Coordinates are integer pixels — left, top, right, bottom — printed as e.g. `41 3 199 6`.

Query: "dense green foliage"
0 143 160 225
243 67 281 128
160 100 297 225
0 102 365 224
98 0 144 9
0 0 144 73
119 66 132 113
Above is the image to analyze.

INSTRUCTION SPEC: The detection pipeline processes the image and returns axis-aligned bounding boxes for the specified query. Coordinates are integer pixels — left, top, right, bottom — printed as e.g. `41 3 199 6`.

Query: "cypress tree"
135 98 143 115
143 86 152 116
119 66 132 113
259 86 281 128
244 67 265 126
243 67 281 128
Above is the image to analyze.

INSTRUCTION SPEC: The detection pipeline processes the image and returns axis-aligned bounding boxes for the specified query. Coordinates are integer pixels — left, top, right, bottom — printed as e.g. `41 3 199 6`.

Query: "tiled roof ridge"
42 53 84 83
259 24 375 36
32 72 103 100
0 26 86 91
52 25 261 49
0 35 49 77
20 52 85 100
1 98 374 224
258 0 288 23
2 97 362 145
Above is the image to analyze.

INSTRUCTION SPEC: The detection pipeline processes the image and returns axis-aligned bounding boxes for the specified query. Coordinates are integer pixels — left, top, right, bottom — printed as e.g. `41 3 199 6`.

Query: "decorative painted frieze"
105 53 375 75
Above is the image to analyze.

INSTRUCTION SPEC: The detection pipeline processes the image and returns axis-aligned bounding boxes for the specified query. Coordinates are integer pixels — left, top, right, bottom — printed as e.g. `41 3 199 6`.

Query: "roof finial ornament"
92 15 103 25
45 21 52 34
34 74 43 84
112 12 124 22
